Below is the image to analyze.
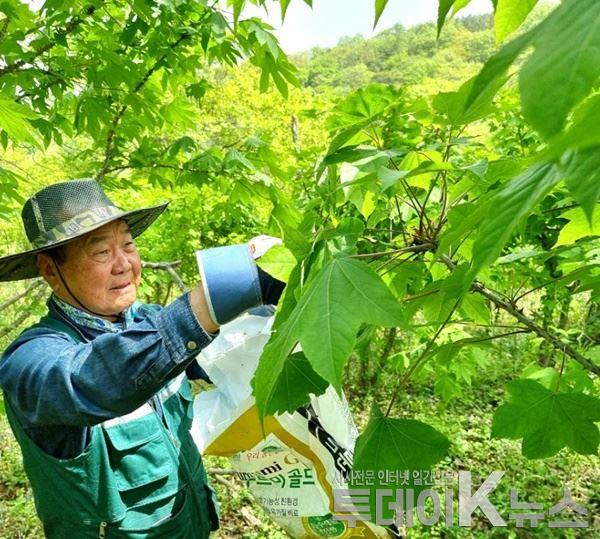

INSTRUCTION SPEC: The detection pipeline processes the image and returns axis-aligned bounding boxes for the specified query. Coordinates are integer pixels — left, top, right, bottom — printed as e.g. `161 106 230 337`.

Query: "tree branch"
104 163 210 175
0 285 47 339
96 7 215 181
0 5 97 78
0 279 45 312
142 260 188 293
513 266 589 303
439 255 600 376
349 243 433 259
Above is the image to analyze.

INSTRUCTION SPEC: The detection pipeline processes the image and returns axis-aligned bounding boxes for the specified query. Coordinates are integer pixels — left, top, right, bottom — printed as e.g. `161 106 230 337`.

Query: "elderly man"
0 180 284 538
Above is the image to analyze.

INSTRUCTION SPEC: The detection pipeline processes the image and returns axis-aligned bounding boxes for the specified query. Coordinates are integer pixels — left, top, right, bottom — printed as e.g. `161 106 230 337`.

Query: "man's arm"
0 292 214 427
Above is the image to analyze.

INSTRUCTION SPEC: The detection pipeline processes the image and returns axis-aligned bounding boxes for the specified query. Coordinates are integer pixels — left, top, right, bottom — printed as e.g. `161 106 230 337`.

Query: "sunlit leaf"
256 244 297 283
555 208 600 247
494 0 538 43
0 93 40 147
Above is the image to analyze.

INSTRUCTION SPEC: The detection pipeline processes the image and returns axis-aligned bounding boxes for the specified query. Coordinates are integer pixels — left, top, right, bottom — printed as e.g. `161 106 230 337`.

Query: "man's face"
40 219 142 318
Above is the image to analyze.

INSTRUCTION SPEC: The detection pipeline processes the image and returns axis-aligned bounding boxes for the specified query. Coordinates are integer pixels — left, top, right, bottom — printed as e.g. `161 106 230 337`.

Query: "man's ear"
36 253 60 290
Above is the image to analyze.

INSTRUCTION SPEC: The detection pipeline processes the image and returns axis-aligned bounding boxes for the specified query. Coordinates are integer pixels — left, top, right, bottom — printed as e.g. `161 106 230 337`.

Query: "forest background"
0 0 598 537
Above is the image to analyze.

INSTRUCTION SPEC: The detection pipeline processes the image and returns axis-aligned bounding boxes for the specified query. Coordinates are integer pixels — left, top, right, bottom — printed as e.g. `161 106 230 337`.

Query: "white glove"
248 234 282 260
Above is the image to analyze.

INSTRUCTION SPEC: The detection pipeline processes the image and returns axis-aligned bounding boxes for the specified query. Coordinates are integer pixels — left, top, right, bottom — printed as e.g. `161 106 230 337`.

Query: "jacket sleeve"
0 294 214 426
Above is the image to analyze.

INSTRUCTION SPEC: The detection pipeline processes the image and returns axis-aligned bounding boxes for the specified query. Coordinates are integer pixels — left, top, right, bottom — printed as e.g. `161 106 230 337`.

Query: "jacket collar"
49 294 140 335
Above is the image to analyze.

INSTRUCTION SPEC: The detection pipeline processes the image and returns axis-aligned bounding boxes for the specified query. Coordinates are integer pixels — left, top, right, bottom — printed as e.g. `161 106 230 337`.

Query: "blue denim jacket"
0 293 214 459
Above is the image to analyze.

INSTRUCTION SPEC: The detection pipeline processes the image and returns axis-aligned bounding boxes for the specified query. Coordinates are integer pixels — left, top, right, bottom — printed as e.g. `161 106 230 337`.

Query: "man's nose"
112 249 133 273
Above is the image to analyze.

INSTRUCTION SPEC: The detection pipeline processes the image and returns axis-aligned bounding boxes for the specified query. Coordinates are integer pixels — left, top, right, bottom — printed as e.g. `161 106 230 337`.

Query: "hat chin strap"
53 261 119 321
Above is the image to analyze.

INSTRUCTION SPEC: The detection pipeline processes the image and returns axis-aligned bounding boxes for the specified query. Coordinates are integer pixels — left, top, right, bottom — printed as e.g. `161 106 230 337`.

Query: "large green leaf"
433 73 508 126
492 379 600 458
520 0 600 138
352 404 450 520
255 351 328 416
0 93 40 147
546 95 600 158
562 148 600 224
468 163 561 282
494 0 538 43
252 258 403 419
466 28 536 110
555 208 600 247
326 84 401 151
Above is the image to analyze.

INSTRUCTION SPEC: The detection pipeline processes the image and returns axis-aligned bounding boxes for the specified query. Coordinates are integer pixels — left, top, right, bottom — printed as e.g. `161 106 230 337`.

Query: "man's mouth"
111 282 131 291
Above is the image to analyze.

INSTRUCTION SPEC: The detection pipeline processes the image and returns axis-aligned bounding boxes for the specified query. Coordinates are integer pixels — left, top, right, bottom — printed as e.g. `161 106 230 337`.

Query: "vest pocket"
103 412 174 491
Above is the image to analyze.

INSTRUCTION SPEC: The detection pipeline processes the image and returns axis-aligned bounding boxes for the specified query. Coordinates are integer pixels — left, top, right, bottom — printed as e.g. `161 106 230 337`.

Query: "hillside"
293 5 553 94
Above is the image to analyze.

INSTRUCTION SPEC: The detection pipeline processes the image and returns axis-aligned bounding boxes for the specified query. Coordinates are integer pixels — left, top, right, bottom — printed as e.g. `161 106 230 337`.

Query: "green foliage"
252 257 403 418
0 93 40 148
1 3 600 534
0 0 302 188
466 163 562 285
298 13 498 94
259 351 328 414
492 379 600 458
354 406 451 473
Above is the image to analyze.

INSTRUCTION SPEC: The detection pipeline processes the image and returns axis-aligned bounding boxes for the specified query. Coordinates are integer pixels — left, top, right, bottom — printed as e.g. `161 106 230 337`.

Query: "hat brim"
0 202 168 282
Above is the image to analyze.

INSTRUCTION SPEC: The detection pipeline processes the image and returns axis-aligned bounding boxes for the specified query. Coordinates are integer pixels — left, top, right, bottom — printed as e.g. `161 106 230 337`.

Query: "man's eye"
96 250 110 256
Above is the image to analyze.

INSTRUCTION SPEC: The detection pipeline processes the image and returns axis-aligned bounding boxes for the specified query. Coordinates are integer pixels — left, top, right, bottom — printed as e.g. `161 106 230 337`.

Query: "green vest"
5 317 219 538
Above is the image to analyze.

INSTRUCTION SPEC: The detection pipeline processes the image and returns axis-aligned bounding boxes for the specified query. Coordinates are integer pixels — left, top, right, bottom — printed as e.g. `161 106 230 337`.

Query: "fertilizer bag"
190 313 389 538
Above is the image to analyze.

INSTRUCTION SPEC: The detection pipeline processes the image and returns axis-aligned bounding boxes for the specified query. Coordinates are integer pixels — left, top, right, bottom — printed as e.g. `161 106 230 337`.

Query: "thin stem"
385 298 461 416
379 254 421 280
514 267 586 303
349 244 432 260
392 196 410 244
0 279 45 311
388 157 426 218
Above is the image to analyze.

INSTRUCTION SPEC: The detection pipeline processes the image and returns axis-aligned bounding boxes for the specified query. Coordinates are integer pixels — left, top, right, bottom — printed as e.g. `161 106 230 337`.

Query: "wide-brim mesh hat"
0 179 168 282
